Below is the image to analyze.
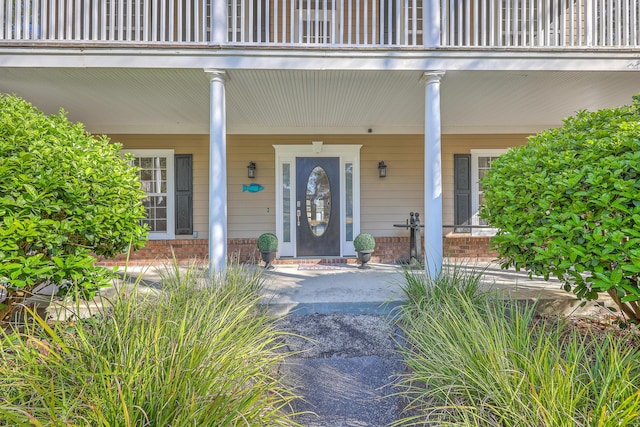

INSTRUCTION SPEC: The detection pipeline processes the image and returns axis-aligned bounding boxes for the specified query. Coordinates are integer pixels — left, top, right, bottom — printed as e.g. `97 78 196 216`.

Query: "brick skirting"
96 235 497 266
443 234 498 261
95 239 209 266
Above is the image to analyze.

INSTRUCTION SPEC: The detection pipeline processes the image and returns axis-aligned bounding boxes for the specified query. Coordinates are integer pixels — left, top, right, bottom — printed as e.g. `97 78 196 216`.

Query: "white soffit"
440 70 640 133
0 68 212 134
225 69 425 133
0 68 638 134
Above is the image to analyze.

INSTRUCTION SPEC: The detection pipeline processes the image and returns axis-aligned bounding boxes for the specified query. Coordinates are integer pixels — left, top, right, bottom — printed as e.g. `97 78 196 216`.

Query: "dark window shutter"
175 154 193 235
454 154 471 231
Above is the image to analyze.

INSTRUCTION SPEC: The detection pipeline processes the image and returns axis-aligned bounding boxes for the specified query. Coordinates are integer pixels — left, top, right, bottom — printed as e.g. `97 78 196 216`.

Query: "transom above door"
274 143 362 258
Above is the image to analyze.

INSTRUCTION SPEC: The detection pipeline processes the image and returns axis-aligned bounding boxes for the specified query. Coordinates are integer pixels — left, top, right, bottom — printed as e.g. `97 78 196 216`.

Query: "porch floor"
76 260 614 318
260 261 613 317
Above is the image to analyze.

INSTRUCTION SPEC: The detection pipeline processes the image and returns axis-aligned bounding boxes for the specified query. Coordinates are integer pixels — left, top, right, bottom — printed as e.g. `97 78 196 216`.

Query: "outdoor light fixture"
378 161 387 178
247 161 256 179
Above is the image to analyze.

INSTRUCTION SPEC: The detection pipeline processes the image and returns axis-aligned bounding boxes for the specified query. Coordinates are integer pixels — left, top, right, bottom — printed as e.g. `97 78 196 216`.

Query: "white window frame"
126 149 175 240
470 149 507 237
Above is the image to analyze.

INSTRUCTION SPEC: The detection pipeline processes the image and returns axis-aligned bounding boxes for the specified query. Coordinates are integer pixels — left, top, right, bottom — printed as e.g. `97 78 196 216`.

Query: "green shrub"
0 95 147 305
394 267 640 426
257 232 278 251
0 262 301 426
481 95 640 322
354 233 376 251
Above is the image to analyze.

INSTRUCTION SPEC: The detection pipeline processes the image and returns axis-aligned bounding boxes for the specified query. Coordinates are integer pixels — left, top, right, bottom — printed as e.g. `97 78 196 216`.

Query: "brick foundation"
96 235 497 266
443 234 498 261
95 239 209 266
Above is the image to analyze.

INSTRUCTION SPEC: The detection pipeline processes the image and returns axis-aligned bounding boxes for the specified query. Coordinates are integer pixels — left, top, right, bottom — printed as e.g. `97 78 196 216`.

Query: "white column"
211 0 227 43
206 69 227 274
422 71 445 277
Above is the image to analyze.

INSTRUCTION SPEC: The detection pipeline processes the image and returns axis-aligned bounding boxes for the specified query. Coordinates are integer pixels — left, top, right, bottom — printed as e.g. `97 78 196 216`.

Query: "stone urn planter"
354 232 376 269
257 233 278 270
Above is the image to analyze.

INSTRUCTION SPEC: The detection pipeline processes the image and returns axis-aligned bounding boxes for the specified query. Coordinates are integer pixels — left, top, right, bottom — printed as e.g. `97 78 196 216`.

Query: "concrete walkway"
261 263 406 316
261 261 614 317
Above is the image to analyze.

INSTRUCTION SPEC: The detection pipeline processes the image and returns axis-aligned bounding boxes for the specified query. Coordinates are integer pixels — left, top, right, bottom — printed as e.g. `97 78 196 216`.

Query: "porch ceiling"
0 68 638 135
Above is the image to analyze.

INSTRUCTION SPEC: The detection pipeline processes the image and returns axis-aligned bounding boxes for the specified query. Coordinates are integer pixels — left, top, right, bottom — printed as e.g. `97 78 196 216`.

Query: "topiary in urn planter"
353 233 376 269
257 233 278 269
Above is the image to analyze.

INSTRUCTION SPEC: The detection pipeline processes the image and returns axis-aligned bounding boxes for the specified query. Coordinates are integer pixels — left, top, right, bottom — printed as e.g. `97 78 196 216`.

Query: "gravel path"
277 313 405 427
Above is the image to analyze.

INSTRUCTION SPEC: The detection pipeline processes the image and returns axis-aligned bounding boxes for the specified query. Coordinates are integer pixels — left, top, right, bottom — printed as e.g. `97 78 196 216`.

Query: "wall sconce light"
378 161 387 178
247 161 256 179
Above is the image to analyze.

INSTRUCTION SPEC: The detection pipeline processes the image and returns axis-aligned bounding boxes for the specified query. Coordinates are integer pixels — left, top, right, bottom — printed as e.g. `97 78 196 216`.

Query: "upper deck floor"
2 0 638 49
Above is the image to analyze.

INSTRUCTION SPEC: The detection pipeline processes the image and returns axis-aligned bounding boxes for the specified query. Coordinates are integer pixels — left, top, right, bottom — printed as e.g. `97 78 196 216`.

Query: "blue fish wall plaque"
243 183 264 193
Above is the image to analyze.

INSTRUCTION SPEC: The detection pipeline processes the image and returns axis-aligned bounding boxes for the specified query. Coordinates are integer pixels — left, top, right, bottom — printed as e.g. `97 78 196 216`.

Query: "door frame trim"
274 143 362 258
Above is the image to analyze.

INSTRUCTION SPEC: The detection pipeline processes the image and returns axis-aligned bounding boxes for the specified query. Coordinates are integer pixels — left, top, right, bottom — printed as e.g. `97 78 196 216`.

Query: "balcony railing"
1 0 639 48
227 0 426 45
442 0 640 48
0 0 211 43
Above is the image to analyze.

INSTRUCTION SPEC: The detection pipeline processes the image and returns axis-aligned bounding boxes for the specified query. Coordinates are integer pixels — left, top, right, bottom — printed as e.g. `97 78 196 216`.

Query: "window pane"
475 155 502 227
282 164 291 243
134 156 169 233
305 166 331 237
345 163 353 241
477 157 488 168
140 157 153 168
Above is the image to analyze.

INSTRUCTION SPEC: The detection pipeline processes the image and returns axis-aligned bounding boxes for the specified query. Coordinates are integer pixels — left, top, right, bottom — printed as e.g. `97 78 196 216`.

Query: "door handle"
297 209 301 226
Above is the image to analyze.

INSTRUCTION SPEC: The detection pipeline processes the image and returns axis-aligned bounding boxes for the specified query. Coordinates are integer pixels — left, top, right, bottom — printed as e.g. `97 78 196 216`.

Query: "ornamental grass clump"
0 261 301 426
394 266 640 426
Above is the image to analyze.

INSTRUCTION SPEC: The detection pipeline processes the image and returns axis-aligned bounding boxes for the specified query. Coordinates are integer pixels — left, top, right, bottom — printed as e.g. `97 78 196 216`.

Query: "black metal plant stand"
393 212 424 267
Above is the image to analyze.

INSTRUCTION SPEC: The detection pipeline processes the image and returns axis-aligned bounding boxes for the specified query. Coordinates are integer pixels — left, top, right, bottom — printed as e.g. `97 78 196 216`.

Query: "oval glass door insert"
305 166 331 237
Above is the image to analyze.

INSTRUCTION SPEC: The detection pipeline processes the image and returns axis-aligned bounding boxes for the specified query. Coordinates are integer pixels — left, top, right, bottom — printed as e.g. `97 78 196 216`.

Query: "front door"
296 157 340 256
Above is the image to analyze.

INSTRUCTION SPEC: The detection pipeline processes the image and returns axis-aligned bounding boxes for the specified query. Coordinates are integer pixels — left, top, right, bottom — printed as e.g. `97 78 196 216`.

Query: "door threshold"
273 257 357 265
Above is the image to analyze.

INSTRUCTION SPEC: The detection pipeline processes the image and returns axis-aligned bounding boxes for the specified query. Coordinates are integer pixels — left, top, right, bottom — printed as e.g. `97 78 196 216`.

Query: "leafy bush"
394 267 640 426
0 94 147 306
257 232 278 251
0 262 301 426
481 95 640 322
354 233 376 251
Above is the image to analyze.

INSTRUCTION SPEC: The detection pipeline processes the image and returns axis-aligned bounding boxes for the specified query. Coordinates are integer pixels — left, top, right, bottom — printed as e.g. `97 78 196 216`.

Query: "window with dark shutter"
454 154 471 232
175 154 193 235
